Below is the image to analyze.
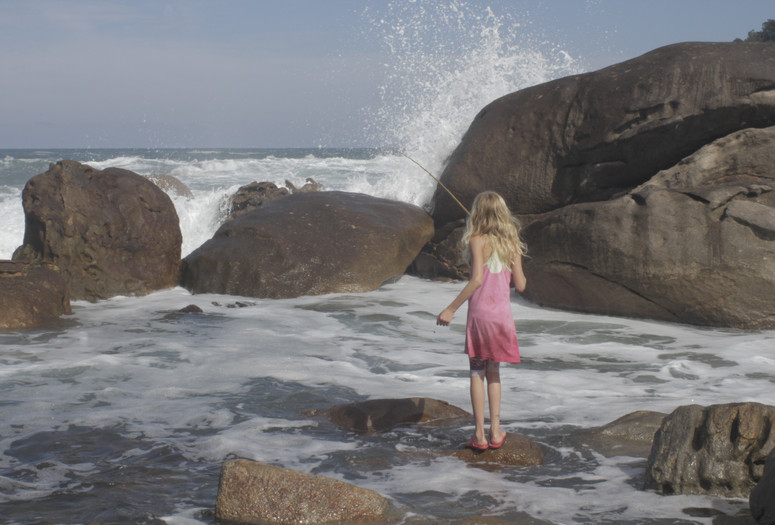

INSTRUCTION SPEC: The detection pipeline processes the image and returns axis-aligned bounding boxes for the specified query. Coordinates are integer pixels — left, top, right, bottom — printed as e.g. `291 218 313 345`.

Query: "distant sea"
1 2 773 523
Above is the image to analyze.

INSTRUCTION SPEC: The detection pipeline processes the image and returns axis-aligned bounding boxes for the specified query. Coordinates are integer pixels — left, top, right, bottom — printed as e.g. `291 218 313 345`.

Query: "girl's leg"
485 361 504 444
469 358 487 447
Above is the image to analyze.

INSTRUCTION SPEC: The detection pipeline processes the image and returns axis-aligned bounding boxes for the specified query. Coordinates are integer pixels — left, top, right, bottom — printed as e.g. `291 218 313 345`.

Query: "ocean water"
2 3 774 525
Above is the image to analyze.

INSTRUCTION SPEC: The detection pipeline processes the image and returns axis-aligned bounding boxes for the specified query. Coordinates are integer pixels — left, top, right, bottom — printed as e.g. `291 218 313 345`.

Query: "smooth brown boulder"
521 126 775 328
215 459 389 525
12 160 182 302
0 260 71 329
431 42 775 225
450 433 544 468
180 191 434 299
318 397 470 433
645 402 775 497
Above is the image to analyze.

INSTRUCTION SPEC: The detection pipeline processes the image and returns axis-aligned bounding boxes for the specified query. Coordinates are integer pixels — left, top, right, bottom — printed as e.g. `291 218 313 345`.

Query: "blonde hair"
461 191 526 265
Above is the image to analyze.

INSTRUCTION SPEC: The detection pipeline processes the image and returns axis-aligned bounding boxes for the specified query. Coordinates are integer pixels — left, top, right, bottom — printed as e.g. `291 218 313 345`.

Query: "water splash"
362 0 583 199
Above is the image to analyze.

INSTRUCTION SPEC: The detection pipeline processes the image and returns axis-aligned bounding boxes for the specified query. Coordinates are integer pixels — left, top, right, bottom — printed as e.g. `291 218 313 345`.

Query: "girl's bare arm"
511 253 526 293
436 235 486 326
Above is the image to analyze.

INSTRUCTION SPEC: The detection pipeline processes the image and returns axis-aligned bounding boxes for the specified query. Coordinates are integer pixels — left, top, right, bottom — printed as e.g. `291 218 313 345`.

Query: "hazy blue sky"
1 0 772 148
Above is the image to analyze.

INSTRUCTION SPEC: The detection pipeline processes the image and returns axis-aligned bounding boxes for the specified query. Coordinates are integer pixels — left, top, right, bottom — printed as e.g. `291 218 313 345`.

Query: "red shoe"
489 432 506 449
468 437 489 451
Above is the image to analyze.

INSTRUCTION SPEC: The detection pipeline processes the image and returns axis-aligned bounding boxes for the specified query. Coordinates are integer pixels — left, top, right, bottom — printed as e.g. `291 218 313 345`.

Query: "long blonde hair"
461 191 526 265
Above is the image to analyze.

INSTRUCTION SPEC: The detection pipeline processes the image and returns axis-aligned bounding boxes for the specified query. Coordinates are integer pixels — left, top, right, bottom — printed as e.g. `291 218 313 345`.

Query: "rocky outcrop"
750 449 775 524
432 42 775 224
0 260 71 329
315 397 470 433
645 402 775 497
180 191 434 299
228 181 290 218
425 42 775 328
12 160 182 302
228 178 322 219
521 126 775 328
215 459 389 525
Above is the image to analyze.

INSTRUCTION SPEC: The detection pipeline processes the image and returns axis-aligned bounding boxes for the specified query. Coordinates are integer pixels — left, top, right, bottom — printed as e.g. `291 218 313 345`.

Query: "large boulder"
521 126 775 328
0 260 71 329
180 191 434 298
645 403 775 498
215 459 389 525
425 42 775 327
12 160 182 302
431 42 775 224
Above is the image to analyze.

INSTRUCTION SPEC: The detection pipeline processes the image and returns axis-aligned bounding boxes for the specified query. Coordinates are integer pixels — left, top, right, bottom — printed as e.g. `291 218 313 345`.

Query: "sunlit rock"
215 459 389 525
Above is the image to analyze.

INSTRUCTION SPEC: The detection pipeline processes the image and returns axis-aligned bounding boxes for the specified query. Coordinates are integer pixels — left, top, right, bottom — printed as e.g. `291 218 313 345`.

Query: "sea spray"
362 0 582 204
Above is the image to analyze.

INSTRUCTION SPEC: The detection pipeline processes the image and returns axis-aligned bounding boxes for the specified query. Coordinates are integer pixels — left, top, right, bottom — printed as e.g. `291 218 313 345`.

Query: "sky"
1 0 773 149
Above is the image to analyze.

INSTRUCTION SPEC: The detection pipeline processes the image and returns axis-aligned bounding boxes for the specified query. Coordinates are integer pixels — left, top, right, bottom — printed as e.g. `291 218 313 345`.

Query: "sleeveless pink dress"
464 250 520 363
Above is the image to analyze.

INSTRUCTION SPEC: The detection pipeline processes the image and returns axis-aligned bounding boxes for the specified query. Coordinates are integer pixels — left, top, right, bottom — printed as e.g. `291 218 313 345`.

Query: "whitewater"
1 3 774 524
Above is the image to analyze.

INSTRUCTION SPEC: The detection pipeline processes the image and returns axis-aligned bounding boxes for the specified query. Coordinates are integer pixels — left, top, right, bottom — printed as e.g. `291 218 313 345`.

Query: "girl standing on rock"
436 191 527 450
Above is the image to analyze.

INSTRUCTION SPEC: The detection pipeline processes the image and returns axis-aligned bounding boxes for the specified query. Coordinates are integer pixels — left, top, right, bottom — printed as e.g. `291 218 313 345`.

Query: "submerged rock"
215 459 389 525
0 260 71 329
645 402 775 497
181 191 434 299
317 397 470 433
576 410 667 458
12 160 182 302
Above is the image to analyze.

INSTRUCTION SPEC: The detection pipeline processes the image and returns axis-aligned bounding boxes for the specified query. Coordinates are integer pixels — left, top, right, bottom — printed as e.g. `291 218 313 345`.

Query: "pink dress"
465 250 520 363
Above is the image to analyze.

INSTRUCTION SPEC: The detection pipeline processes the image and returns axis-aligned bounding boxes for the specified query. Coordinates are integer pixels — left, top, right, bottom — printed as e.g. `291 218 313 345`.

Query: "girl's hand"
437 308 454 326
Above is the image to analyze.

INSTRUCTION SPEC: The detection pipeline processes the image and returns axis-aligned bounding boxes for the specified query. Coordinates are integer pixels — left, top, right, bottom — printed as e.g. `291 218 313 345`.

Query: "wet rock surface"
12 160 182 302
215 459 390 525
645 402 775 497
181 191 434 299
0 260 71 329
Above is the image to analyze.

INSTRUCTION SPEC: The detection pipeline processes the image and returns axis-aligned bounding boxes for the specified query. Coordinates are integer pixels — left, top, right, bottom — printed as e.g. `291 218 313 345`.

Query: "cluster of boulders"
2 161 433 328
212 397 774 524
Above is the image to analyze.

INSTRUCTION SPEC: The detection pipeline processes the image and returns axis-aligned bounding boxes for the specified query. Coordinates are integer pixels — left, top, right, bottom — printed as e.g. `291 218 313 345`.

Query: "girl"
436 191 527 450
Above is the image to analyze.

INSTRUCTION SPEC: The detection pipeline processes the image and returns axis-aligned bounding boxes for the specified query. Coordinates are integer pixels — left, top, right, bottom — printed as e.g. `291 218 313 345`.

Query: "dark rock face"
319 397 469 433
750 449 775 524
216 459 389 525
13 160 182 302
645 403 775 498
521 126 775 328
427 42 775 328
432 42 775 224
0 260 71 329
180 191 434 299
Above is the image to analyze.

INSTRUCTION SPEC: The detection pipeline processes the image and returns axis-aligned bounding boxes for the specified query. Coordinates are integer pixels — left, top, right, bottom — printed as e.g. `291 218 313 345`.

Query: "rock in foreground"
13 160 182 302
181 191 434 298
0 260 71 329
645 402 775 497
216 459 389 525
